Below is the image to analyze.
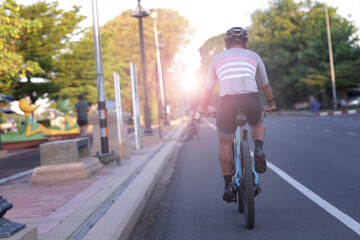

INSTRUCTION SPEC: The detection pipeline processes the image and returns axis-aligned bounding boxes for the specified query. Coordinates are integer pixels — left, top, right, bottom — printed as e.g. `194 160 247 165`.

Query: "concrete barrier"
31 138 102 185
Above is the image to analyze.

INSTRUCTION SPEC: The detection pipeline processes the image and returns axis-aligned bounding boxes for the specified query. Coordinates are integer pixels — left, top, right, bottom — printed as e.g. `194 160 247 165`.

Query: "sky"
18 0 360 73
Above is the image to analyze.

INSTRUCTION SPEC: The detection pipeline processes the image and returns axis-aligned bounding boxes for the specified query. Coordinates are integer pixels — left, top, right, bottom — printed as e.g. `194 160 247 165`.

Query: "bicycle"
202 108 272 229
183 114 201 141
231 108 261 229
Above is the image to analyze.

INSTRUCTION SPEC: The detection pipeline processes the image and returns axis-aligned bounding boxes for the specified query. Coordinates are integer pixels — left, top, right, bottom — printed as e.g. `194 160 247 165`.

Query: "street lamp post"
131 0 153 134
325 4 337 109
150 11 169 125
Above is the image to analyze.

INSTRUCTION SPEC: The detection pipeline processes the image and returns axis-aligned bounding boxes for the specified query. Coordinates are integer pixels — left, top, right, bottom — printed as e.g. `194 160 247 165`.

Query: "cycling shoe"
254 147 267 173
222 183 236 202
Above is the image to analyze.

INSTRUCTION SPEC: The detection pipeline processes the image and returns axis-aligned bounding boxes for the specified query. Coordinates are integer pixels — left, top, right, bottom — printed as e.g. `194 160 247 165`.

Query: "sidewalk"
1 118 187 240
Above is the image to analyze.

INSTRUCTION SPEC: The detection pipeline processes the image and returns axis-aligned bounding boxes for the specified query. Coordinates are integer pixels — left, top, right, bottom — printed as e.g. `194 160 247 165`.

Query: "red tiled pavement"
0 167 114 222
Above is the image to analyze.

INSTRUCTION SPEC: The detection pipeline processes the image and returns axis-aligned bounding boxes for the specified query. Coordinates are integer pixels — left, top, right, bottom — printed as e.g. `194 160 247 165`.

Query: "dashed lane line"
203 119 360 236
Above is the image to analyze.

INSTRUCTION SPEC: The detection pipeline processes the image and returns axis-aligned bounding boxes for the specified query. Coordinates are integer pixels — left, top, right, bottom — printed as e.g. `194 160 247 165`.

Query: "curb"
35 121 187 240
278 109 360 117
82 123 186 240
314 109 360 116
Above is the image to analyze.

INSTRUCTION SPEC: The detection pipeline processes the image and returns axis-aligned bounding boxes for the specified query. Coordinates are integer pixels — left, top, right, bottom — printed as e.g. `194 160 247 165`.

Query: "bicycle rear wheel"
240 140 255 229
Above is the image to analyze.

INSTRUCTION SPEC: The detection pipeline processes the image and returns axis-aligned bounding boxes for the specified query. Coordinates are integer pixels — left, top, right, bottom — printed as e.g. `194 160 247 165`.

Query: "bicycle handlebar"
263 108 279 117
199 108 279 119
199 111 216 118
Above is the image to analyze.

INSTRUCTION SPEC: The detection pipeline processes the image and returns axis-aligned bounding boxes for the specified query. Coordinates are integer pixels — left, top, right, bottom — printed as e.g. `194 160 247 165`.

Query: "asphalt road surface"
0 148 40 179
134 114 360 240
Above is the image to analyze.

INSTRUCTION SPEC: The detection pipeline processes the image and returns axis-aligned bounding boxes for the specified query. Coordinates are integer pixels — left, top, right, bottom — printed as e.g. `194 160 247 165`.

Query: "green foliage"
0 0 42 93
56 8 192 120
198 0 360 108
12 0 85 103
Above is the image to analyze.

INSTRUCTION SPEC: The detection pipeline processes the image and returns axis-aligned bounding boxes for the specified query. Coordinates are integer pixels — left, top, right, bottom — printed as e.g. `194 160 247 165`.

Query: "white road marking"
202 118 217 130
347 132 358 136
323 129 331 132
203 119 360 236
266 161 360 236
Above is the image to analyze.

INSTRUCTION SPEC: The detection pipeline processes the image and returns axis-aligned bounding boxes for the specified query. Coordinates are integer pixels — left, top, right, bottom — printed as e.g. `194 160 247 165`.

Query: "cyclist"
199 27 276 202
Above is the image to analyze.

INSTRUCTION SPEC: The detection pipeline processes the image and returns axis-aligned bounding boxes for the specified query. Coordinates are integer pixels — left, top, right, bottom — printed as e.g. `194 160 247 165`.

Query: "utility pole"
131 0 153 135
325 4 337 109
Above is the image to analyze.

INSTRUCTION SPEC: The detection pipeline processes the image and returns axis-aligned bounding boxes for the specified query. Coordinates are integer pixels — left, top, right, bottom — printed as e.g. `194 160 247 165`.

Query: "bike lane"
140 117 359 240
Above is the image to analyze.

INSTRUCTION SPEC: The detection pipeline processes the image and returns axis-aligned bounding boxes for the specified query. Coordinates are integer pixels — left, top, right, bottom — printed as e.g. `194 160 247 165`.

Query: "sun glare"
180 73 199 95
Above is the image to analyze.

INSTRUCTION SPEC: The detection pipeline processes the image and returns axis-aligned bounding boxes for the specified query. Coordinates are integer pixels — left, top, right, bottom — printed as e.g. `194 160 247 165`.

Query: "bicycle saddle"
233 108 247 127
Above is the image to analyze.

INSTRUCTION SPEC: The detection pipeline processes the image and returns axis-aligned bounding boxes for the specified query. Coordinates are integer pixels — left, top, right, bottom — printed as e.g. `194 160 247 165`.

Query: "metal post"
155 63 162 139
130 62 143 150
325 4 337 109
114 73 123 145
92 0 109 153
151 12 169 125
131 1 152 135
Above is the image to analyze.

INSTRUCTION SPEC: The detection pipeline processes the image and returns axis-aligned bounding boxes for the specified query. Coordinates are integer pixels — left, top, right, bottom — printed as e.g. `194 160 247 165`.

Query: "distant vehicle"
294 100 309 110
348 96 360 107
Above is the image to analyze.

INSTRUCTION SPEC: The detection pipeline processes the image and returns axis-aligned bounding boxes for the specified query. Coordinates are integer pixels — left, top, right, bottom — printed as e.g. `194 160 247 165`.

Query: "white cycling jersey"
205 48 269 97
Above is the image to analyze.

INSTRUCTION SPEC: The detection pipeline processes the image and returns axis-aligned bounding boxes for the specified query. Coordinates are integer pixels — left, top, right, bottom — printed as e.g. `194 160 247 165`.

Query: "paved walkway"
0 118 186 240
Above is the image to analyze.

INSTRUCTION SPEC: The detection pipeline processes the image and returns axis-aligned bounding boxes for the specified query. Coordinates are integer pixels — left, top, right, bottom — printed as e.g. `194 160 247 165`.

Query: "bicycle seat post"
243 129 248 141
234 109 247 126
234 108 248 141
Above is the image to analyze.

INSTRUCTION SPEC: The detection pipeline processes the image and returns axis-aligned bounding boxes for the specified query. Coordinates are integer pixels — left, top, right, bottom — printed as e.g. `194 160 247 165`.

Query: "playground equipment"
1 99 47 150
1 99 81 150
37 100 80 141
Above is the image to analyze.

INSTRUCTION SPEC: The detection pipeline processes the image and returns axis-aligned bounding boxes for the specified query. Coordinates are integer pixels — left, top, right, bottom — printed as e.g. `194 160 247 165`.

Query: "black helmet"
225 27 248 46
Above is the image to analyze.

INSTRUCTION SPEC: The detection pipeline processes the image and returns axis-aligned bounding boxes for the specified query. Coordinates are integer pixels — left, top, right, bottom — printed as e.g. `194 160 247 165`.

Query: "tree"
298 2 359 106
0 0 42 95
12 0 85 103
197 0 360 108
56 8 192 119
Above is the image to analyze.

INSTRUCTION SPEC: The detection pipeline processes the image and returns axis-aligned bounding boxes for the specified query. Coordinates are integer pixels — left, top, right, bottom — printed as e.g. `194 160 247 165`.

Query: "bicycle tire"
240 140 255 229
233 142 244 213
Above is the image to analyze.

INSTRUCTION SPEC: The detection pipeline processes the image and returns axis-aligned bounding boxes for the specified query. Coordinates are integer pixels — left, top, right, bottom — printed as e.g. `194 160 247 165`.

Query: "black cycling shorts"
216 92 263 138
77 120 88 127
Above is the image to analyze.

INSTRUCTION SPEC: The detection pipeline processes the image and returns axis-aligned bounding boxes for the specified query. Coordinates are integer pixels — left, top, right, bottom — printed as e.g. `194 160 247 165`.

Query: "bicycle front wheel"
240 140 255 229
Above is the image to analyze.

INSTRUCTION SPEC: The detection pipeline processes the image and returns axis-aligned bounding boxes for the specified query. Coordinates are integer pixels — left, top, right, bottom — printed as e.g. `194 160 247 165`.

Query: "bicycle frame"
233 126 259 188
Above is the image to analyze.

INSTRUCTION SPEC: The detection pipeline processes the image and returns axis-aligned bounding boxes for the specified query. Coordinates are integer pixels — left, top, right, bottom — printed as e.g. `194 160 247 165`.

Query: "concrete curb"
81 122 186 239
278 109 360 117
33 121 187 240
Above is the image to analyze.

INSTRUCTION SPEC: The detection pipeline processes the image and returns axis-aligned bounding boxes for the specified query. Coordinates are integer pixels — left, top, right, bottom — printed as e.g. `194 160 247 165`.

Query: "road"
0 148 40 179
134 114 360 240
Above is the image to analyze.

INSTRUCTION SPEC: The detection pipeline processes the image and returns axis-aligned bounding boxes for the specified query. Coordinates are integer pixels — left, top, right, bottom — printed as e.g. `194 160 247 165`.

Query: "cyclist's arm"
261 84 275 106
200 88 213 113
261 84 276 115
200 59 217 114
256 57 276 114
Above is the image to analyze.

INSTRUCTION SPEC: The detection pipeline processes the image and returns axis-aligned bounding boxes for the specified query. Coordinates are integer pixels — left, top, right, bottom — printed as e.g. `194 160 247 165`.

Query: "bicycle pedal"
254 184 262 197
226 198 236 203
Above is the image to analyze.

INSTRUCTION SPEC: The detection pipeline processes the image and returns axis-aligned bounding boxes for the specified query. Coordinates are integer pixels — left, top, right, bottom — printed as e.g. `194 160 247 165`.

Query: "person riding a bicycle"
199 27 276 202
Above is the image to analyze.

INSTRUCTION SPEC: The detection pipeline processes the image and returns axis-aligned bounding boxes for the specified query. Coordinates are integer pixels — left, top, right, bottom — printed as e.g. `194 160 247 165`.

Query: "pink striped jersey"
205 48 269 97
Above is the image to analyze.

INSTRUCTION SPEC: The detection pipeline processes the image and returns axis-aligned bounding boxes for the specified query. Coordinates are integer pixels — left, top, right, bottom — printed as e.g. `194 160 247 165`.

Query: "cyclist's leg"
216 96 237 201
250 121 265 141
218 133 236 201
218 133 235 176
246 93 267 173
